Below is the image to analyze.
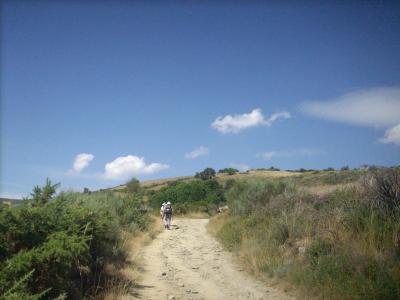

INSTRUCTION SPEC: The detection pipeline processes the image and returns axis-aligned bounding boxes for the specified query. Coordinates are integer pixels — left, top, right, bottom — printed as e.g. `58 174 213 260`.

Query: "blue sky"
1 1 400 198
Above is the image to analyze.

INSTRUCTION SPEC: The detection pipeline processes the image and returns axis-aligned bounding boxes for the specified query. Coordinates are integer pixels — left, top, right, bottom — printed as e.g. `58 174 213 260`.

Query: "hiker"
160 202 166 219
162 201 173 229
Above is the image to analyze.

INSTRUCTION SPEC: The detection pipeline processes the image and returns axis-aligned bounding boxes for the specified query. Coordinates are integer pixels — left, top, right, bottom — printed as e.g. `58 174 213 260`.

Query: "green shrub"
226 179 296 216
126 178 141 194
270 222 289 245
149 179 224 214
293 169 365 186
218 168 239 175
306 239 333 266
194 168 216 180
216 217 244 251
0 181 149 299
223 179 236 190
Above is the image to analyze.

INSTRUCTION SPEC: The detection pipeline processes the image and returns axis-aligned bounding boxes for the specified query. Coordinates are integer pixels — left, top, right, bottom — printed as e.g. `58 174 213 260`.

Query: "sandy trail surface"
133 218 294 300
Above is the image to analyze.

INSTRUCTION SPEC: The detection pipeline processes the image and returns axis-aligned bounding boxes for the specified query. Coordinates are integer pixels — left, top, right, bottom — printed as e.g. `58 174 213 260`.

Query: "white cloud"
211 108 291 134
229 163 249 172
301 87 400 127
102 155 169 180
73 153 94 172
260 151 277 161
301 87 400 145
380 124 400 145
185 146 210 159
259 149 325 161
266 112 292 126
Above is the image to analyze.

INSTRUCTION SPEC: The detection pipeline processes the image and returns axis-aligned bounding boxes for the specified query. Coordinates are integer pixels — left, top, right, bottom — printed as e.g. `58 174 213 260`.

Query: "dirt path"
133 218 294 300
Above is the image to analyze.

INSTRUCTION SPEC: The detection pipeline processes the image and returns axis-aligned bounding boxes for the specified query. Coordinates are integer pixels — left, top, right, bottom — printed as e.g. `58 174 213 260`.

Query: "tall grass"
209 169 400 299
293 169 366 186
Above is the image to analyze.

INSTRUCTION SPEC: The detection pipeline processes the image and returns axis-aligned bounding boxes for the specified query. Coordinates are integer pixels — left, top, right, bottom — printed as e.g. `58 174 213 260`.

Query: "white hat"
167 201 171 205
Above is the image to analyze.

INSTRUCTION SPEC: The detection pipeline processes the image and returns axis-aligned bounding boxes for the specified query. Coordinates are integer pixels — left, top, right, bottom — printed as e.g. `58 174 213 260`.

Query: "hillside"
108 169 303 193
2 167 398 299
107 168 368 200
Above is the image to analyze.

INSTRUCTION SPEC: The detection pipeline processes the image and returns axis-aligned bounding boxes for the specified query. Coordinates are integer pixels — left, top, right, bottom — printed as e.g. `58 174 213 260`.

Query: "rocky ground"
132 218 294 300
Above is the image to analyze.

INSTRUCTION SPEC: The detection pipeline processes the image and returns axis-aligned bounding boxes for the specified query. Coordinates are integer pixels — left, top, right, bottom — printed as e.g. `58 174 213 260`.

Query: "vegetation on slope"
0 180 149 299
292 169 367 186
2 167 399 299
149 177 225 214
209 168 400 299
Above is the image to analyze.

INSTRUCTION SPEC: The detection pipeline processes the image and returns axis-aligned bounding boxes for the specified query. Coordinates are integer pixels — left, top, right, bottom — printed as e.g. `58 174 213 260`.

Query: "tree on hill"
30 178 60 205
268 166 280 171
195 168 216 180
324 167 335 171
218 168 239 175
126 178 141 193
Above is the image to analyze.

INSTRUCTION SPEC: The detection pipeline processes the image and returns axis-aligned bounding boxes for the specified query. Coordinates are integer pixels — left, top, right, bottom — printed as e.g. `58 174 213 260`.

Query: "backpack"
164 204 172 215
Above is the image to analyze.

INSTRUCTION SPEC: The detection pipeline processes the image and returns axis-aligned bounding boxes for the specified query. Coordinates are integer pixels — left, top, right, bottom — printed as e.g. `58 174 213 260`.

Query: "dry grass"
206 212 229 236
207 213 298 297
216 170 301 184
208 175 400 299
220 169 301 179
100 216 164 300
104 176 192 192
303 182 358 196
141 176 192 186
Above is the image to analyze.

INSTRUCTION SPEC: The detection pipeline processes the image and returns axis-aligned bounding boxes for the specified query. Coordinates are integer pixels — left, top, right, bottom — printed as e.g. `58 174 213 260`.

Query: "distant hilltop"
1 198 22 206
101 169 302 193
